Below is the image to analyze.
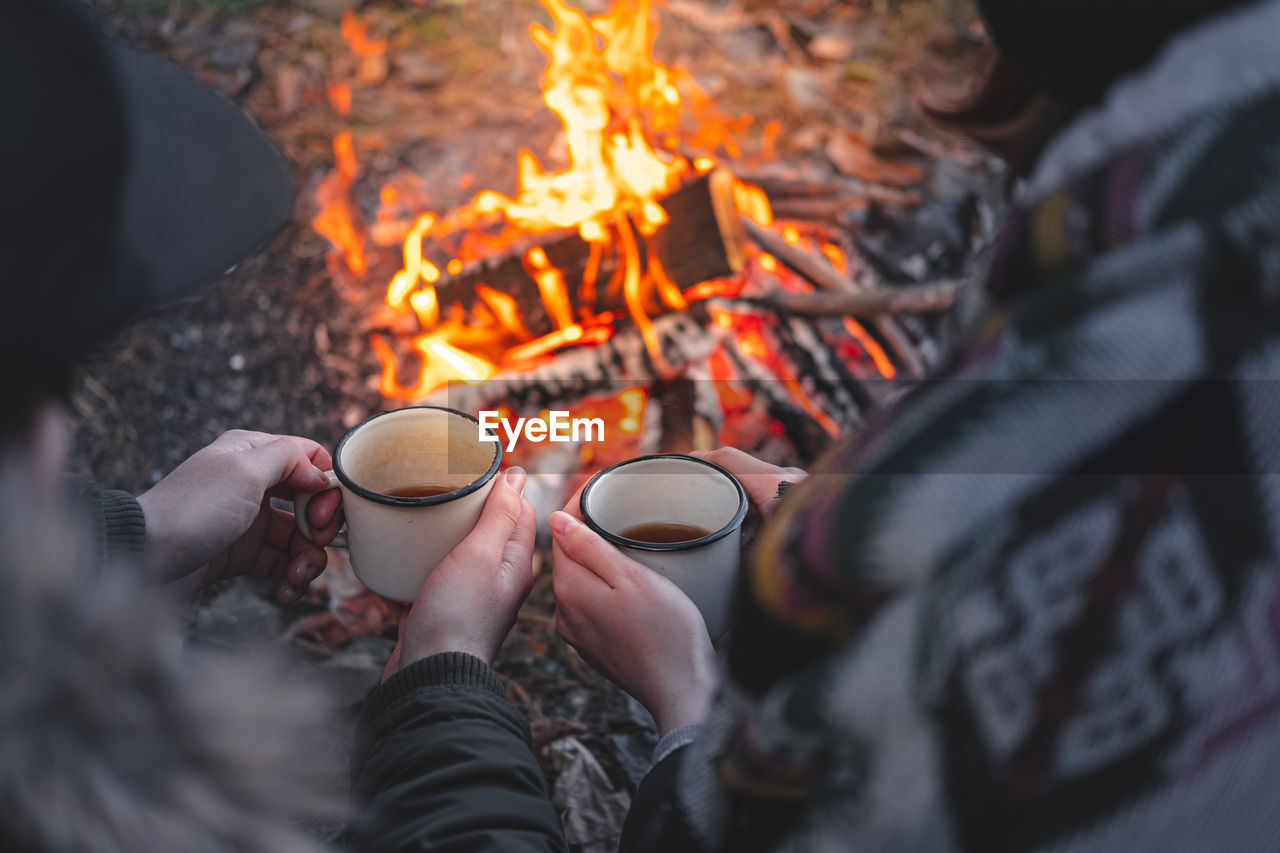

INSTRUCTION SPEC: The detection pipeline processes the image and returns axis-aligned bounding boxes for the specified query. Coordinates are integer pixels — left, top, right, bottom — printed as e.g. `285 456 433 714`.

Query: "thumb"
453 468 527 566
499 500 537 592
243 437 329 492
549 511 632 588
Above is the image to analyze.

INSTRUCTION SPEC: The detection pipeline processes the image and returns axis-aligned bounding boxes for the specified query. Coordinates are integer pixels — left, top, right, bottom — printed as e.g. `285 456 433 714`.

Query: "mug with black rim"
296 406 503 602
580 453 748 639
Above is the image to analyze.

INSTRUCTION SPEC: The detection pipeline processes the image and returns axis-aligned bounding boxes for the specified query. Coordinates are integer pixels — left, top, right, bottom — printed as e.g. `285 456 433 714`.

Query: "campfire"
310 0 970 469
69 4 997 849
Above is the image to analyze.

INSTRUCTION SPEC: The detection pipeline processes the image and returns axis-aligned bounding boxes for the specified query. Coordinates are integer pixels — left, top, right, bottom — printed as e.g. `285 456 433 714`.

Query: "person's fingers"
276 548 325 603
558 481 588 521
246 539 289 583
304 489 344 545
451 467 527 566
500 499 537 595
549 511 637 589
702 446 801 478
285 545 326 585
213 429 333 471
262 486 342 548
261 503 300 550
238 435 331 493
551 540 613 646
249 506 327 595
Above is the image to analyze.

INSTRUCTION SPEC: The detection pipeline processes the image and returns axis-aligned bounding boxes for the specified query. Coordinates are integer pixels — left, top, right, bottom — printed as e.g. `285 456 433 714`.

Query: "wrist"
400 632 497 670
650 662 716 736
136 490 176 580
136 490 207 589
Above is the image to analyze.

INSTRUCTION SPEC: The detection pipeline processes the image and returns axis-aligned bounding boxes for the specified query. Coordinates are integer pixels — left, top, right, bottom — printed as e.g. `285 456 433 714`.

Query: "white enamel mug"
296 406 502 602
580 454 747 639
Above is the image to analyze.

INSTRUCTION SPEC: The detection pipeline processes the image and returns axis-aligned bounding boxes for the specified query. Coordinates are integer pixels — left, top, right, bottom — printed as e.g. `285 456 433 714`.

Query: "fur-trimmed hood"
0 468 346 853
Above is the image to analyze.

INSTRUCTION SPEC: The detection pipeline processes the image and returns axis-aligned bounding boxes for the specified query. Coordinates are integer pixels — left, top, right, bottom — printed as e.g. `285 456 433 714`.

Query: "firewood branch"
740 216 855 293
757 279 966 317
739 214 939 378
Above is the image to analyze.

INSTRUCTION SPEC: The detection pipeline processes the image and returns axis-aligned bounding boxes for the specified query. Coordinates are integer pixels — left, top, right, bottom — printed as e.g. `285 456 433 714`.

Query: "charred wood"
740 214 928 379
426 312 717 414
425 170 745 337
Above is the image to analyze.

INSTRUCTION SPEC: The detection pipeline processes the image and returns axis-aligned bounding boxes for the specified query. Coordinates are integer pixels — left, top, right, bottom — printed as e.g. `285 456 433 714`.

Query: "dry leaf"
827 130 925 186
807 31 856 62
841 60 882 84
787 123 828 153
548 737 632 853
273 64 306 116
393 52 445 88
783 66 831 112
666 0 755 33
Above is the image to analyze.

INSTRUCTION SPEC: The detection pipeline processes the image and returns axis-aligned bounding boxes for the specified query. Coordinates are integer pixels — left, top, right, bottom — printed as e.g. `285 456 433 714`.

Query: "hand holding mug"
382 467 536 676
294 407 504 603
551 498 716 736
136 430 344 601
690 447 807 519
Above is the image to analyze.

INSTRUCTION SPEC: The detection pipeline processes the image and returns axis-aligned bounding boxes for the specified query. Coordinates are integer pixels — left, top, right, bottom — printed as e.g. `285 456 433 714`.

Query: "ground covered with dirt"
74 1 990 849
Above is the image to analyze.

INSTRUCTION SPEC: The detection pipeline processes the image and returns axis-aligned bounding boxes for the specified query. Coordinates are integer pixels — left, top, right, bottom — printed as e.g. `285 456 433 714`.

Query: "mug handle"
295 469 348 548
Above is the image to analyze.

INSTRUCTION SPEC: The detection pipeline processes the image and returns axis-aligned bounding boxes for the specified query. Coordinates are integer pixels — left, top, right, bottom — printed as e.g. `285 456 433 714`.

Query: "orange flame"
371 315 499 400
340 10 387 58
617 386 647 434
524 246 575 330
327 82 353 116
312 132 366 275
471 1 686 239
323 0 782 401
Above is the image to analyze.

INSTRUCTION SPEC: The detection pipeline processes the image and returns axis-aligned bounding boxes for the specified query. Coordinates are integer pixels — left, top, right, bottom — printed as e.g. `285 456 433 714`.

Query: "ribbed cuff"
650 723 703 771
363 651 505 720
95 488 147 568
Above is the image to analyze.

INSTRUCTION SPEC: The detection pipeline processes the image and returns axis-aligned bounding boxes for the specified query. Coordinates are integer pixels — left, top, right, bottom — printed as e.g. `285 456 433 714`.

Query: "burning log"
426 311 717 414
426 169 746 338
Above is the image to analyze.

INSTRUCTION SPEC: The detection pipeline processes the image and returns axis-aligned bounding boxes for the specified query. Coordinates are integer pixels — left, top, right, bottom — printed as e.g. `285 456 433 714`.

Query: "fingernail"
505 466 526 494
549 511 579 538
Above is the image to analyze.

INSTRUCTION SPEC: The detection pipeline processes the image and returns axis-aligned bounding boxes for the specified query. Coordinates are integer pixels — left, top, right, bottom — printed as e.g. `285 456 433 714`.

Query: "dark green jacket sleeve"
351 651 567 853
62 473 146 569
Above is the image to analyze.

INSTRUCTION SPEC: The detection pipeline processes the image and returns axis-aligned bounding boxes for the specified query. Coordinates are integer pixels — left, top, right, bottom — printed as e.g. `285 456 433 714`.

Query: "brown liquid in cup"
383 484 455 499
619 522 712 544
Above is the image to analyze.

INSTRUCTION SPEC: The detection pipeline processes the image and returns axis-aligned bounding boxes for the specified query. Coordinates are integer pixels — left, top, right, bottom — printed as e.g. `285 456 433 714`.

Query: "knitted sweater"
624 2 1280 851
62 473 146 567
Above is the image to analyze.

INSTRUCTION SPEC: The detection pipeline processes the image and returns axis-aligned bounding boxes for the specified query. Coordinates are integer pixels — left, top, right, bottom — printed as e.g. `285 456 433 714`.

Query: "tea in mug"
619 522 712 544
383 484 456 499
